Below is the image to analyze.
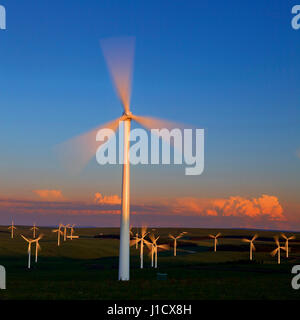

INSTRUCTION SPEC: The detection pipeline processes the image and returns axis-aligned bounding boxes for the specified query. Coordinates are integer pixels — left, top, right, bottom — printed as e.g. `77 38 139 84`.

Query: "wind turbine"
271 236 286 264
21 235 35 269
281 233 296 258
67 235 79 240
52 224 63 246
130 226 149 269
145 234 169 268
69 224 76 239
62 224 70 241
169 232 186 256
8 220 17 239
34 234 43 263
208 232 221 252
145 234 159 267
31 223 39 239
144 234 158 267
209 233 221 252
56 37 185 280
135 229 139 250
242 234 258 261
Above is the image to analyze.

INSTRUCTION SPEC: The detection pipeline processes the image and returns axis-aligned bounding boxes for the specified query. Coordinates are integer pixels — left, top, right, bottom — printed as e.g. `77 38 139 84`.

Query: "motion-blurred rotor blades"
100 37 135 114
56 118 120 174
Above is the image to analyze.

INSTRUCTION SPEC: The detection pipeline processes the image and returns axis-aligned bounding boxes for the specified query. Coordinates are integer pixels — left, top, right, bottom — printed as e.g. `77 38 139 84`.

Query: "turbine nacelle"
121 111 133 121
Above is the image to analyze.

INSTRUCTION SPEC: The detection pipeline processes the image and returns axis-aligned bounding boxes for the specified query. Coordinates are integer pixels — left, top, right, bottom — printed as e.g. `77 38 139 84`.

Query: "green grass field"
0 226 299 300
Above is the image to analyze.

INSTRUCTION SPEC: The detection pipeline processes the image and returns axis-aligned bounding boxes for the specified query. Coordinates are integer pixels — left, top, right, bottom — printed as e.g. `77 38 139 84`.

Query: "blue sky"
0 0 299 226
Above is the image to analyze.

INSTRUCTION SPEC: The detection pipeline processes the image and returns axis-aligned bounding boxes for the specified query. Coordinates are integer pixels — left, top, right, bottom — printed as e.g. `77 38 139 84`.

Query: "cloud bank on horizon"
33 190 65 201
172 194 284 221
94 192 121 205
0 193 285 228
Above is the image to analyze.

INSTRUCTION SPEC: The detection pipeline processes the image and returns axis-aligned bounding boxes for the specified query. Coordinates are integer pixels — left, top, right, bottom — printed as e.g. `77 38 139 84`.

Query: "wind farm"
0 0 299 305
1 225 300 300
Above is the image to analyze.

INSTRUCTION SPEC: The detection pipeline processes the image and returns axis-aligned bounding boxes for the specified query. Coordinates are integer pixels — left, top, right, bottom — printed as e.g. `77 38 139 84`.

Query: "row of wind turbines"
131 229 296 268
8 221 79 268
7 220 297 270
129 227 186 269
209 232 296 264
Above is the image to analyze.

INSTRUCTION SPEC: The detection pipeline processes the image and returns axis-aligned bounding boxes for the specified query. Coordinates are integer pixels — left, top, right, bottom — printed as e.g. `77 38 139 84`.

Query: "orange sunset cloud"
33 190 65 201
0 193 285 227
170 194 285 221
94 192 121 205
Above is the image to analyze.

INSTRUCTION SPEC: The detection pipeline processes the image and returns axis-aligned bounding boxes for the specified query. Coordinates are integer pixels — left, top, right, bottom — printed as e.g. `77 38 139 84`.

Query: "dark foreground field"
0 226 300 300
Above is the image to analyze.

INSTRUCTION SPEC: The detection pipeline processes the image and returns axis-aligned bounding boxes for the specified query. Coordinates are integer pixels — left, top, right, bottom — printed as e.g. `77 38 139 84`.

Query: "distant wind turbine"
271 236 286 264
130 226 148 269
145 234 158 267
52 224 63 246
67 235 79 240
8 220 17 239
69 224 76 239
145 234 169 268
281 233 296 258
242 234 258 261
208 233 222 252
169 232 186 256
34 234 43 263
135 229 139 250
31 223 39 239
70 232 77 240
56 37 187 280
129 225 133 237
21 235 35 269
62 224 70 241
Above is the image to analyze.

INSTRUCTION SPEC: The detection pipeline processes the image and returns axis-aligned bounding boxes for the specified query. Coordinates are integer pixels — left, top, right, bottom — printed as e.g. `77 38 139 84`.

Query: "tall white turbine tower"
56 37 184 281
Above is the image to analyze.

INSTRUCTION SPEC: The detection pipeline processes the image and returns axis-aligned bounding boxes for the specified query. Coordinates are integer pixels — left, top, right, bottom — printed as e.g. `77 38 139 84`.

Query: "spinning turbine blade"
158 244 170 251
281 233 287 240
132 115 187 132
100 37 135 114
129 240 136 247
149 234 156 243
144 240 152 250
141 226 148 238
55 118 120 173
271 248 278 256
131 115 192 152
21 235 30 242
